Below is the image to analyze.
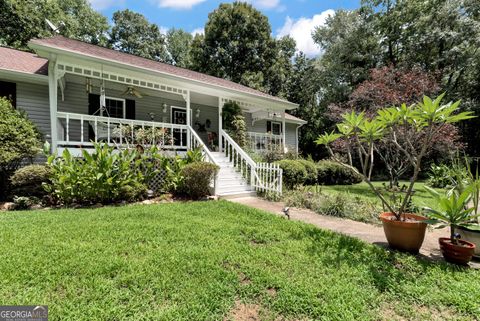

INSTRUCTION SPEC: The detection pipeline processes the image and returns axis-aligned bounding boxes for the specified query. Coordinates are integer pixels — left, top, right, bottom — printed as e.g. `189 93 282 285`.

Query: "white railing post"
66 113 69 142
189 124 219 195
80 115 84 143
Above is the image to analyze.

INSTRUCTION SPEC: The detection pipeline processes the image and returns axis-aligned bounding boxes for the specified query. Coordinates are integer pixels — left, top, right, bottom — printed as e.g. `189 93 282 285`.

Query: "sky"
88 0 361 57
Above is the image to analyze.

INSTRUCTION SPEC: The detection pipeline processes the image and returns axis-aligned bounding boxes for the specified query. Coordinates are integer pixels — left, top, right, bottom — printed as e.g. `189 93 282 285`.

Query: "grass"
1 201 479 320
319 181 439 210
283 181 441 225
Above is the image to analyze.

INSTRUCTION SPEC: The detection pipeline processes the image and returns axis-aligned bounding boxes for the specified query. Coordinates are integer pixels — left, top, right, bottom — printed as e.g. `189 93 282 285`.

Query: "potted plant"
316 94 474 253
448 156 480 259
424 185 477 265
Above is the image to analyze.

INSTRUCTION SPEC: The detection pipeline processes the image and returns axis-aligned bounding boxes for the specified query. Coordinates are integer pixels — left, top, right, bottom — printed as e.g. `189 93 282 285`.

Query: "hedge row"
276 159 363 189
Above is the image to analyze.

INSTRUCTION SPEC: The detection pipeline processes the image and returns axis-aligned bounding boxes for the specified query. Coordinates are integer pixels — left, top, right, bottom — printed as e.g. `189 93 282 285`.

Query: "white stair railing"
188 126 219 194
220 130 282 194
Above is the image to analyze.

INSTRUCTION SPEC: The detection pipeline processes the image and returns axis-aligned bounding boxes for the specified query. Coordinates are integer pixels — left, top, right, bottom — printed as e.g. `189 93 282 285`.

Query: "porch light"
162 103 167 113
196 108 200 118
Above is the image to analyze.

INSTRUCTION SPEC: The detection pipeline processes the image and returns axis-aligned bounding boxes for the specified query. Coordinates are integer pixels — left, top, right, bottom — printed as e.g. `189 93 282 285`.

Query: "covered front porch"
48 58 292 155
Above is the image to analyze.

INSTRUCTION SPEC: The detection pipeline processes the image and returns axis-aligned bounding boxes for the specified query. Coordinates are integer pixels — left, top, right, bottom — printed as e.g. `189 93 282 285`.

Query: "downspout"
295 123 305 154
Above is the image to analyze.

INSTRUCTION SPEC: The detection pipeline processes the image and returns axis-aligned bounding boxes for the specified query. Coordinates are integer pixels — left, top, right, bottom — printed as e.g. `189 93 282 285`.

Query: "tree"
328 66 461 187
360 0 480 156
317 94 474 219
166 28 193 68
286 53 325 157
0 0 109 50
109 9 168 62
312 9 382 105
0 98 41 200
190 2 295 96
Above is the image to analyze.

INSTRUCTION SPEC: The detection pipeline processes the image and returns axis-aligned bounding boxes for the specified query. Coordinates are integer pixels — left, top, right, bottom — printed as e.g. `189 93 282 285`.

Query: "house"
0 36 306 197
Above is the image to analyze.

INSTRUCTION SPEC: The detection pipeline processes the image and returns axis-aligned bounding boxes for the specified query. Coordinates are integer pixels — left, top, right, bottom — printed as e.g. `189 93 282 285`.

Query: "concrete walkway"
231 197 479 268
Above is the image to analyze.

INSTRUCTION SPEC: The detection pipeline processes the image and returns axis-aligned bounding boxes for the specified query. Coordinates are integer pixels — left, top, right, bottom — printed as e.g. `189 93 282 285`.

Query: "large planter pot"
439 237 475 265
379 212 427 253
454 226 480 259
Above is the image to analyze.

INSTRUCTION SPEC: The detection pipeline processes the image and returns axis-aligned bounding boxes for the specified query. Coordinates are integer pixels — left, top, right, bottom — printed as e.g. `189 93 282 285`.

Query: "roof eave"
0 68 48 84
28 40 299 110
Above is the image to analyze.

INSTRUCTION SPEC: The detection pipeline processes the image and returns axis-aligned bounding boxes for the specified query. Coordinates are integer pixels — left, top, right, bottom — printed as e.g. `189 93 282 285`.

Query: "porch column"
48 55 58 152
282 110 286 152
186 90 191 149
218 97 223 152
296 125 300 154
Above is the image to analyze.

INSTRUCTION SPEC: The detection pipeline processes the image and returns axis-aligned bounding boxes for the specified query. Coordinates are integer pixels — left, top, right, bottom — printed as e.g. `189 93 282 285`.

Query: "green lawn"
1 201 479 320
320 181 440 210
285 181 441 224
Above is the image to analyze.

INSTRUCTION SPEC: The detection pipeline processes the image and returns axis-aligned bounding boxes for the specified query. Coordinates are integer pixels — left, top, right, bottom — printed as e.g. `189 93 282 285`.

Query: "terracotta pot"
439 237 475 265
379 212 427 253
455 226 480 259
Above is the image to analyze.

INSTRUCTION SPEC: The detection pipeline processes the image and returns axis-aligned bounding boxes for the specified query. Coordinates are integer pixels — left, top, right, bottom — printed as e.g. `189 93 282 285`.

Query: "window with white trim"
267 121 282 135
102 97 125 119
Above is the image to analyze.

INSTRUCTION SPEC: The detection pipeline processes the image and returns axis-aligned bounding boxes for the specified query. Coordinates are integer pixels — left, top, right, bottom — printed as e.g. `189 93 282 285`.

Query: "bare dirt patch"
266 287 277 297
225 300 262 321
379 302 460 321
239 272 251 285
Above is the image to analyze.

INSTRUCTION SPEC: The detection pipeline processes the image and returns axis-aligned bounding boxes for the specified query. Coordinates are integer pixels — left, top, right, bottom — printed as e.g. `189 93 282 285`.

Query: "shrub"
12 196 39 210
316 160 362 185
284 188 379 223
425 163 468 188
297 159 318 185
261 146 284 163
0 97 41 199
44 143 154 205
276 160 307 189
10 164 50 198
179 162 219 199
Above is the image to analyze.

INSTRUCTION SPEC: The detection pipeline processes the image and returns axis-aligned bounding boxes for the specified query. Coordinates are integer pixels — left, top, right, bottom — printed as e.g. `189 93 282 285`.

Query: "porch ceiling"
64 73 185 102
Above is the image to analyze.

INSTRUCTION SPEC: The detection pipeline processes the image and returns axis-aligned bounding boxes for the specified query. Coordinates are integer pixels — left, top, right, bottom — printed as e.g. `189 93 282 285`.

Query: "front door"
171 107 187 147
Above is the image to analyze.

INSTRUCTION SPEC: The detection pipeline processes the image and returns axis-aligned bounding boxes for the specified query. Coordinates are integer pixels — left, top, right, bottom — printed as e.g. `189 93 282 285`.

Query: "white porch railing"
57 112 188 149
221 130 282 194
246 132 283 152
189 125 219 194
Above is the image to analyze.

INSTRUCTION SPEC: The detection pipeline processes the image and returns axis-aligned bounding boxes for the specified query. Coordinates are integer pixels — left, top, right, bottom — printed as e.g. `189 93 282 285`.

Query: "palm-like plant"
424 185 478 243
316 93 475 220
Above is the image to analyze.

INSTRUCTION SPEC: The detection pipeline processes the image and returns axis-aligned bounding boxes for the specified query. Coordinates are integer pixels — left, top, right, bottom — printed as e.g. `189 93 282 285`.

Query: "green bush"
12 196 39 210
316 160 363 185
276 160 307 189
44 143 156 205
0 97 41 199
425 163 466 188
179 162 219 199
10 164 50 198
284 188 379 223
297 159 318 185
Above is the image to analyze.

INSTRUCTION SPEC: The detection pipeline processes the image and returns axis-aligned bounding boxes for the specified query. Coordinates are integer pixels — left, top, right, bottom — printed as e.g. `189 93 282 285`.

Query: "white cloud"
277 9 335 57
88 0 119 10
154 0 206 10
191 28 204 36
159 26 169 35
245 0 284 11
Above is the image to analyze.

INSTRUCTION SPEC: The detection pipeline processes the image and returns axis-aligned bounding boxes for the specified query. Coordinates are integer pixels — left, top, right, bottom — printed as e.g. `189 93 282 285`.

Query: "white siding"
16 82 50 141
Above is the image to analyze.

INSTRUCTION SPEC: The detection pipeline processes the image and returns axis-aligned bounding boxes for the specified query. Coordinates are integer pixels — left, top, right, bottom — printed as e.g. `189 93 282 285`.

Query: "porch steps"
211 152 256 199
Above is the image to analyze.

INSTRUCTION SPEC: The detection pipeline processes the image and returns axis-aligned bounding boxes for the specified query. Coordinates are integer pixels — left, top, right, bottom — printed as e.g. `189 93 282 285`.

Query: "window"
102 97 125 119
267 121 282 135
0 81 16 108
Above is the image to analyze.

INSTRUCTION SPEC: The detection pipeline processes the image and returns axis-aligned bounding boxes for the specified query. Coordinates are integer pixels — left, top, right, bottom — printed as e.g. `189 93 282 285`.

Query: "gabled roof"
0 46 48 76
29 36 295 106
285 113 307 124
